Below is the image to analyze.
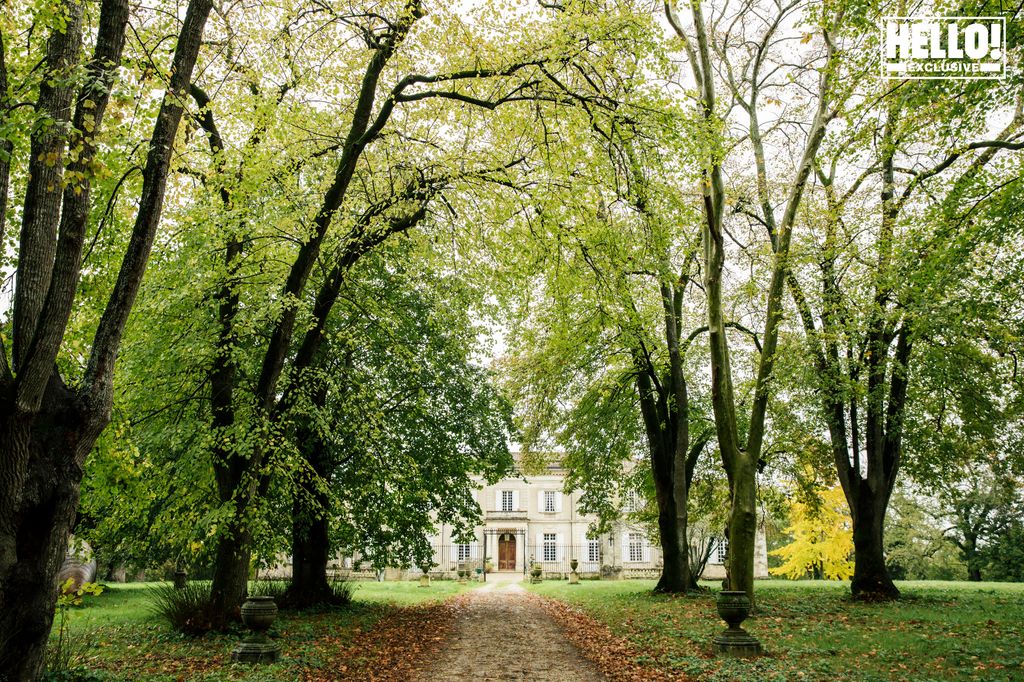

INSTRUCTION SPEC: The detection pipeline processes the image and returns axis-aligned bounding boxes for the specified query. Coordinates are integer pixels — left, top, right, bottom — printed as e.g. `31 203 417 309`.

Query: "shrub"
274 577 354 610
148 582 223 635
45 580 104 675
329 579 353 606
249 578 289 602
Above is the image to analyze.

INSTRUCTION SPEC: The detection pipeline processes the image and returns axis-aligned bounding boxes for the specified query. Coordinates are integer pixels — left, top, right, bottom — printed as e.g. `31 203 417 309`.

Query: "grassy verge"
52 579 477 681
527 579 1024 681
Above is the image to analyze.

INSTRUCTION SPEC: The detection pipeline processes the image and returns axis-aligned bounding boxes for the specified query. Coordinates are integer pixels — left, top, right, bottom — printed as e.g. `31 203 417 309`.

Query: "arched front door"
498 533 516 571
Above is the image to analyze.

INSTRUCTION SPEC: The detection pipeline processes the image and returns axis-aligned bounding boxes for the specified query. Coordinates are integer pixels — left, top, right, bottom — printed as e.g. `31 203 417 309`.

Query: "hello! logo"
882 17 1007 79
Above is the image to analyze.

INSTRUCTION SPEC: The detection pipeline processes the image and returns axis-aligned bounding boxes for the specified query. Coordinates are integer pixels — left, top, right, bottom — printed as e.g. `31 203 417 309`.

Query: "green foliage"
885 493 966 581
982 521 1024 582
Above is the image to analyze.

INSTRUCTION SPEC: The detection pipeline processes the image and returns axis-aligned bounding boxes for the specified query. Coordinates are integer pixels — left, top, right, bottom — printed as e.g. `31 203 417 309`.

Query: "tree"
0 0 212 674
665 0 844 601
936 463 1024 582
281 245 515 606
183 0 604 614
884 493 965 581
782 32 1024 598
496 59 721 590
771 484 854 581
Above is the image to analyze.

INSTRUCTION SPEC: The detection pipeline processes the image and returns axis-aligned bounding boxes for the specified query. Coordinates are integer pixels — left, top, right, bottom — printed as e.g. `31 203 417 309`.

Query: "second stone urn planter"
231 596 282 663
712 590 762 658
569 559 579 585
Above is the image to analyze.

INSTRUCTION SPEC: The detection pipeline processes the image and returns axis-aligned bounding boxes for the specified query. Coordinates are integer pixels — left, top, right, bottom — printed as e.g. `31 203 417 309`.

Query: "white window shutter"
538 491 544 511
512 490 519 511
643 538 651 563
557 533 564 560
555 492 563 513
622 534 630 563
494 490 501 511
537 532 544 558
470 542 479 559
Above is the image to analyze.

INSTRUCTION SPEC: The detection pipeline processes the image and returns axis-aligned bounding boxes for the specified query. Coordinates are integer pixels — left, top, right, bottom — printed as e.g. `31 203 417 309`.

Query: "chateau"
349 457 769 581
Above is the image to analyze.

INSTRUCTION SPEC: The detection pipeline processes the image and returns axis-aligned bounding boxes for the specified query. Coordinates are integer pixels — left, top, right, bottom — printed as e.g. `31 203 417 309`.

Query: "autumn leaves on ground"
61 579 1024 681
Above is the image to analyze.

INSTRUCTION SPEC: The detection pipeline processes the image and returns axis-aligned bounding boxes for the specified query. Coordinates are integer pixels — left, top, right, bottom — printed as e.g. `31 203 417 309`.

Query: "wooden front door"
498 533 516 571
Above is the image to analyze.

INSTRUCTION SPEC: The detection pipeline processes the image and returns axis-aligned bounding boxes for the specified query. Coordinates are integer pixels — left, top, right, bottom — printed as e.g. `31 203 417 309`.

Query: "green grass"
349 578 471 605
527 579 1024 681
50 579 477 681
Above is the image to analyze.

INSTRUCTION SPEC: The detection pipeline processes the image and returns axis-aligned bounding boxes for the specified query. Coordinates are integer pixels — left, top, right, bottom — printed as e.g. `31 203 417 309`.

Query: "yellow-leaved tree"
771 485 854 580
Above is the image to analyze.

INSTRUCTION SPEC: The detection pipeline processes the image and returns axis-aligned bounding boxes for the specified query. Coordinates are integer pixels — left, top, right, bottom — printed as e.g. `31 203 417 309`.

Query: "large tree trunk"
726 455 758 598
0 383 95 680
284 426 335 608
288 510 332 605
287 490 333 607
635 361 693 594
850 487 900 599
209 518 252 618
651 445 690 593
209 448 255 617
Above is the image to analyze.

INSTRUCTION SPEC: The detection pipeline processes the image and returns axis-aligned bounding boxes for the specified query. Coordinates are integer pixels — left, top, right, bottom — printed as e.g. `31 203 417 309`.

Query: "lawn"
527 579 1024 681
50 579 476 681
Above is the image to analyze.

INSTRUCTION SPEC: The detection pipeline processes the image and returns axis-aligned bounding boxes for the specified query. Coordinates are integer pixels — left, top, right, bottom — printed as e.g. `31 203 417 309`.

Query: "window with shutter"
543 490 556 512
628 532 644 563
501 490 513 512
543 533 557 562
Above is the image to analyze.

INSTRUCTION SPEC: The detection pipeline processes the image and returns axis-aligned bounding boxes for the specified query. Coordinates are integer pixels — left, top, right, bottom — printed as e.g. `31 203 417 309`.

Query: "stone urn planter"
232 596 281 663
172 569 188 589
712 591 761 658
419 574 430 587
568 559 579 585
530 563 543 584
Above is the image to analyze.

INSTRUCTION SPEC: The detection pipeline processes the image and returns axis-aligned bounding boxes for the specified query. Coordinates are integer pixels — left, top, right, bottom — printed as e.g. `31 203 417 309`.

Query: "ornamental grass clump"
149 582 222 635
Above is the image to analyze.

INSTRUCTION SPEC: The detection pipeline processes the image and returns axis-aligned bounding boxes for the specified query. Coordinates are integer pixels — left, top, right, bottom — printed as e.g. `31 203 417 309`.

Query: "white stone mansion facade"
355 459 769 581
